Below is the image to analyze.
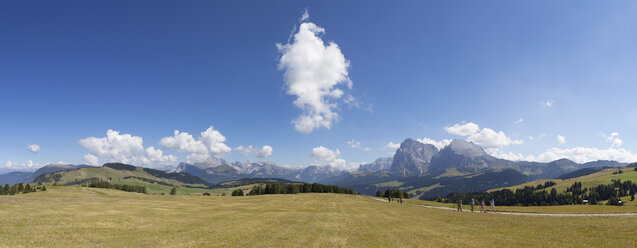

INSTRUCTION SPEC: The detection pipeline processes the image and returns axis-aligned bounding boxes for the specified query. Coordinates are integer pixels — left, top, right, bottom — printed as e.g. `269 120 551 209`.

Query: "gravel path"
364 196 637 217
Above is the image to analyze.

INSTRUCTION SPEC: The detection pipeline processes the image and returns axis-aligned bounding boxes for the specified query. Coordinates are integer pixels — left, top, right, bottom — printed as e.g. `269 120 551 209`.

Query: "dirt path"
363 196 637 217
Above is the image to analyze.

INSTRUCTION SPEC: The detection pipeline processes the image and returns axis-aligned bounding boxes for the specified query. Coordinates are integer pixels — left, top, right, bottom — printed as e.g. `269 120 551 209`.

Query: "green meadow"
1 186 636 247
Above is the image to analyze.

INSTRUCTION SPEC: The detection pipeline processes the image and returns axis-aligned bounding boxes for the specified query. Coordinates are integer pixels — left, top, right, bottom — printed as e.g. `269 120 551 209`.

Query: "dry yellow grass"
1 186 636 247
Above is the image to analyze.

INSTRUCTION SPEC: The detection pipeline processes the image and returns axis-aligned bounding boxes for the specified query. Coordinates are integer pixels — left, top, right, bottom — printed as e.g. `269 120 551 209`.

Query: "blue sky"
1 1 636 172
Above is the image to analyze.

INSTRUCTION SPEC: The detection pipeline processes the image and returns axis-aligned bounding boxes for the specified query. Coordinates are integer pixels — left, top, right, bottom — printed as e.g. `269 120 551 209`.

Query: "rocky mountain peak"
390 138 439 176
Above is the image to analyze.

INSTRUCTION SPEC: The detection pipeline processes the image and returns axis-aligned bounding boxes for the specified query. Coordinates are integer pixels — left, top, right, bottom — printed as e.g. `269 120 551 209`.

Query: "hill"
0 186 635 247
498 167 637 194
0 164 90 185
214 178 302 188
33 163 213 195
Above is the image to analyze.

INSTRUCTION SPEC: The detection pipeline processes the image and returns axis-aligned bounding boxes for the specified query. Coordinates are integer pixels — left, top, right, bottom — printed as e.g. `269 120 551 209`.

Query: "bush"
231 189 244 196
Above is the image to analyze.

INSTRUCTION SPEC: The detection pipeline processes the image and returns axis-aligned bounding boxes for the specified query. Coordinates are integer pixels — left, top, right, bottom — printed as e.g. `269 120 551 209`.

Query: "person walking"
490 198 495 213
388 195 391 203
457 199 463 212
480 200 486 213
470 198 475 212
399 197 403 204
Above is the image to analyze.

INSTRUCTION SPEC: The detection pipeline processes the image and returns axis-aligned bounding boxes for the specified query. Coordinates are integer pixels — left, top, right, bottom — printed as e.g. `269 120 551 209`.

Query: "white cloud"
27 144 40 153
535 147 637 163
277 17 352 134
541 100 554 107
311 146 347 169
557 135 567 145
514 118 524 125
347 139 370 151
385 141 400 150
1 160 39 171
605 132 622 147
256 145 273 158
79 129 177 168
444 122 480 136
83 154 99 166
528 136 534 141
468 128 523 151
444 122 522 152
416 137 452 150
235 145 274 158
301 9 309 22
160 126 231 162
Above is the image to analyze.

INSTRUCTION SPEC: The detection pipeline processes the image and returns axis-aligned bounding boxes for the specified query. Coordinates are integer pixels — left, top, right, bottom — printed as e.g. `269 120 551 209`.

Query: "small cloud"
235 145 274 158
416 138 452 150
444 122 480 136
514 118 524 125
604 132 622 147
346 139 370 151
541 100 554 107
528 136 534 141
27 144 40 153
385 142 400 150
557 135 566 145
300 8 309 22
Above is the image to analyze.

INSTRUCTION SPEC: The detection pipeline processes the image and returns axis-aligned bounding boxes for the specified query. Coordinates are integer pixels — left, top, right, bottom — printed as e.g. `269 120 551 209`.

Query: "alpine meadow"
1 1 637 247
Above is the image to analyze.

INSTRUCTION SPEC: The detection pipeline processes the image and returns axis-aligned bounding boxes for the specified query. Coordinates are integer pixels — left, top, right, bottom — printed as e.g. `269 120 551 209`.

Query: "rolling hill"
0 164 90 185
33 163 214 195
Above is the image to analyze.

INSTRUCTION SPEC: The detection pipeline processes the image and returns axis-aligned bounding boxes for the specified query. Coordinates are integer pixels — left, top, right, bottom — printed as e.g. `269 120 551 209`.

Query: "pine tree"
376 190 383 197
170 187 177 195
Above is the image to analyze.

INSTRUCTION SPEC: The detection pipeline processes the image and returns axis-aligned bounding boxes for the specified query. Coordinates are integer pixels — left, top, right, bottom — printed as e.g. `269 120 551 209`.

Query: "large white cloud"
494 147 637 163
416 138 452 150
79 129 177 167
311 146 347 169
27 144 40 153
277 17 352 134
235 145 274 158
160 126 231 162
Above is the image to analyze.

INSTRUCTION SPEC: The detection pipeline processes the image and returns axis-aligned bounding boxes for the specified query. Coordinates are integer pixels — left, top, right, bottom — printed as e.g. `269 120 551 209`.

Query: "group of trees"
375 189 409 199
233 183 357 196
0 183 46 195
87 181 147 194
438 180 637 206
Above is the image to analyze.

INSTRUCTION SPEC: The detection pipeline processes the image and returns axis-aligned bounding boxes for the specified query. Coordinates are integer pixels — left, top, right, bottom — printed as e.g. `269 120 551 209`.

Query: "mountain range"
0 138 629 199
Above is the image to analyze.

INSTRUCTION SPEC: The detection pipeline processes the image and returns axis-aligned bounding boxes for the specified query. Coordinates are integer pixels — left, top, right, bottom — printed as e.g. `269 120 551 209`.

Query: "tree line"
87 181 147 194
375 189 409 199
0 183 46 195
231 183 358 196
437 180 636 206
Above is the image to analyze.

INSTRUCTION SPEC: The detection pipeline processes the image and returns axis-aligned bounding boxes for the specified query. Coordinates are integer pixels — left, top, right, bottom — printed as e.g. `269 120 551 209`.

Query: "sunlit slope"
0 187 636 247
33 163 212 195
497 167 637 193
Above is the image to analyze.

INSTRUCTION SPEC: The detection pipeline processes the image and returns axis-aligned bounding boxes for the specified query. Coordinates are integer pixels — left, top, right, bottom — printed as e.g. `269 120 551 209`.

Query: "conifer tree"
170 187 177 195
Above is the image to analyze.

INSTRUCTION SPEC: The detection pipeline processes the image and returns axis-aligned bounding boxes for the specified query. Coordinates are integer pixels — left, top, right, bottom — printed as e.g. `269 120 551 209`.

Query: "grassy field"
1 187 637 247
497 168 637 193
405 198 637 213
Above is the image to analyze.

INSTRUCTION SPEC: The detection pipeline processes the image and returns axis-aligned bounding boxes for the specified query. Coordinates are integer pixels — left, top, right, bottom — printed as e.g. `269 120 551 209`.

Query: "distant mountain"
357 157 392 172
0 164 90 185
175 157 345 184
325 138 628 199
390 139 438 176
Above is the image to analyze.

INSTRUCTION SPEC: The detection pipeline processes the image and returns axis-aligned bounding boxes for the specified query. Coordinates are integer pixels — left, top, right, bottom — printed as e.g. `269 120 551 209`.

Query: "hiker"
457 200 463 212
399 197 403 204
470 198 475 212
490 198 495 213
480 200 485 213
388 195 391 203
